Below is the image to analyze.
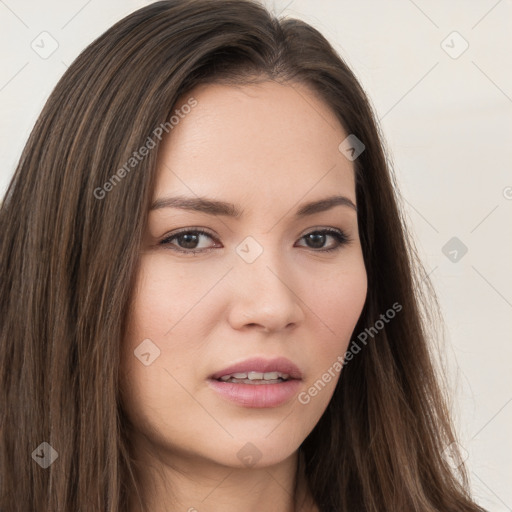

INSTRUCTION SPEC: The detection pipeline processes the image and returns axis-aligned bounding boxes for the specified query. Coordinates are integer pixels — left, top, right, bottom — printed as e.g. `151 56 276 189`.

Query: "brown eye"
160 229 219 254
296 229 350 252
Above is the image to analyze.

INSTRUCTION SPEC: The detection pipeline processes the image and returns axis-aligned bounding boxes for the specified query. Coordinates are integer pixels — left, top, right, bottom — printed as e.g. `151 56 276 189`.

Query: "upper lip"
209 357 303 380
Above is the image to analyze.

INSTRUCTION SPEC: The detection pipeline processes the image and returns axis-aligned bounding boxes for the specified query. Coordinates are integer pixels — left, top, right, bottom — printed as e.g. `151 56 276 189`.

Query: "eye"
159 227 352 255
159 228 219 254
295 228 351 253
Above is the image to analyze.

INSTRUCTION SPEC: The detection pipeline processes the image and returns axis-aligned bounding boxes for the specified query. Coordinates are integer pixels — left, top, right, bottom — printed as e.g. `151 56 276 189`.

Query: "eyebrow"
149 194 357 217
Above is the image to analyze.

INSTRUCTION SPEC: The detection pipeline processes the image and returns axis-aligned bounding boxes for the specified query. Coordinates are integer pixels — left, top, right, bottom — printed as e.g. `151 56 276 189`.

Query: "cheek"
325 271 366 331
290 266 367 445
123 253 219 347
119 253 223 421
303 255 367 343
120 256 199 386
297 256 367 395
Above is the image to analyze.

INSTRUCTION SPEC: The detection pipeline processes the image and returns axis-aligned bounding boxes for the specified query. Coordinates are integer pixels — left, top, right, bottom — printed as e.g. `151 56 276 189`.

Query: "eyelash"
159 227 352 255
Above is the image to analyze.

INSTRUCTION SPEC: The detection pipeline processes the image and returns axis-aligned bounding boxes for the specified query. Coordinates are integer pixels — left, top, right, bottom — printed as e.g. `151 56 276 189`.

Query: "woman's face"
120 80 367 470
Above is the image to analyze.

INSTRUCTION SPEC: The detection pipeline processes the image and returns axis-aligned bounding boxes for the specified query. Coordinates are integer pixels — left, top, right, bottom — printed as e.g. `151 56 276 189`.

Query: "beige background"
0 0 511 509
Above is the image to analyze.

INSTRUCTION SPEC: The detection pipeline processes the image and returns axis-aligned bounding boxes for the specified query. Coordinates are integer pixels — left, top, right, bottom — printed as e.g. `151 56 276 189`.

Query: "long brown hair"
0 1 486 510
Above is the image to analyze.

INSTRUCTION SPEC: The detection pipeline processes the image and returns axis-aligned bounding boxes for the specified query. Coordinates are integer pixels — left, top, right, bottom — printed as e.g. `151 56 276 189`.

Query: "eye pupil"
179 233 199 249
306 233 326 249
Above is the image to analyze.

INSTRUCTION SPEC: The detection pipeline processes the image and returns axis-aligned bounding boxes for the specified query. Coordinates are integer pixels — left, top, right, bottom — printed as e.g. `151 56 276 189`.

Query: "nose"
227 243 305 333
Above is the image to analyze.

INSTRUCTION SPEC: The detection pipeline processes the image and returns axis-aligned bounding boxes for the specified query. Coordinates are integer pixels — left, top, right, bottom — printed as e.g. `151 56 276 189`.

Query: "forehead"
154 81 355 209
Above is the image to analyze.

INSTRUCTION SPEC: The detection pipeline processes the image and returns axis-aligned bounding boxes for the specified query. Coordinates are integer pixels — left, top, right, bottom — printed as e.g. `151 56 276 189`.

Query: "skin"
120 80 368 512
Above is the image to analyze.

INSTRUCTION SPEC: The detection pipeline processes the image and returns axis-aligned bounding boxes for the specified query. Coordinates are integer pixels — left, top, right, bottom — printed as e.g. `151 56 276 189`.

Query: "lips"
209 356 303 381
207 357 303 407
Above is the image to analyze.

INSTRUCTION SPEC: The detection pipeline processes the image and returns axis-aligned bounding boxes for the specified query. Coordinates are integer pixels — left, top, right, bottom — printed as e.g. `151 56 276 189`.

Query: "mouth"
216 371 292 385
207 357 302 408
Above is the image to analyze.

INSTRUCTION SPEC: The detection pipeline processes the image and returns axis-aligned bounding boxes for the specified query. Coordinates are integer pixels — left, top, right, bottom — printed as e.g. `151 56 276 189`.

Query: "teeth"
219 371 290 382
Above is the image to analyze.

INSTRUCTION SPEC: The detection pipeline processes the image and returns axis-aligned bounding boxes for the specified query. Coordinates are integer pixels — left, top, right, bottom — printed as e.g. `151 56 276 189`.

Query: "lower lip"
207 378 301 408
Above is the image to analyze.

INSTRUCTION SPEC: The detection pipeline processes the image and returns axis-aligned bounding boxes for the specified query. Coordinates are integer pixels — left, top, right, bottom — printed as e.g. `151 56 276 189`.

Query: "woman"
0 0 486 510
